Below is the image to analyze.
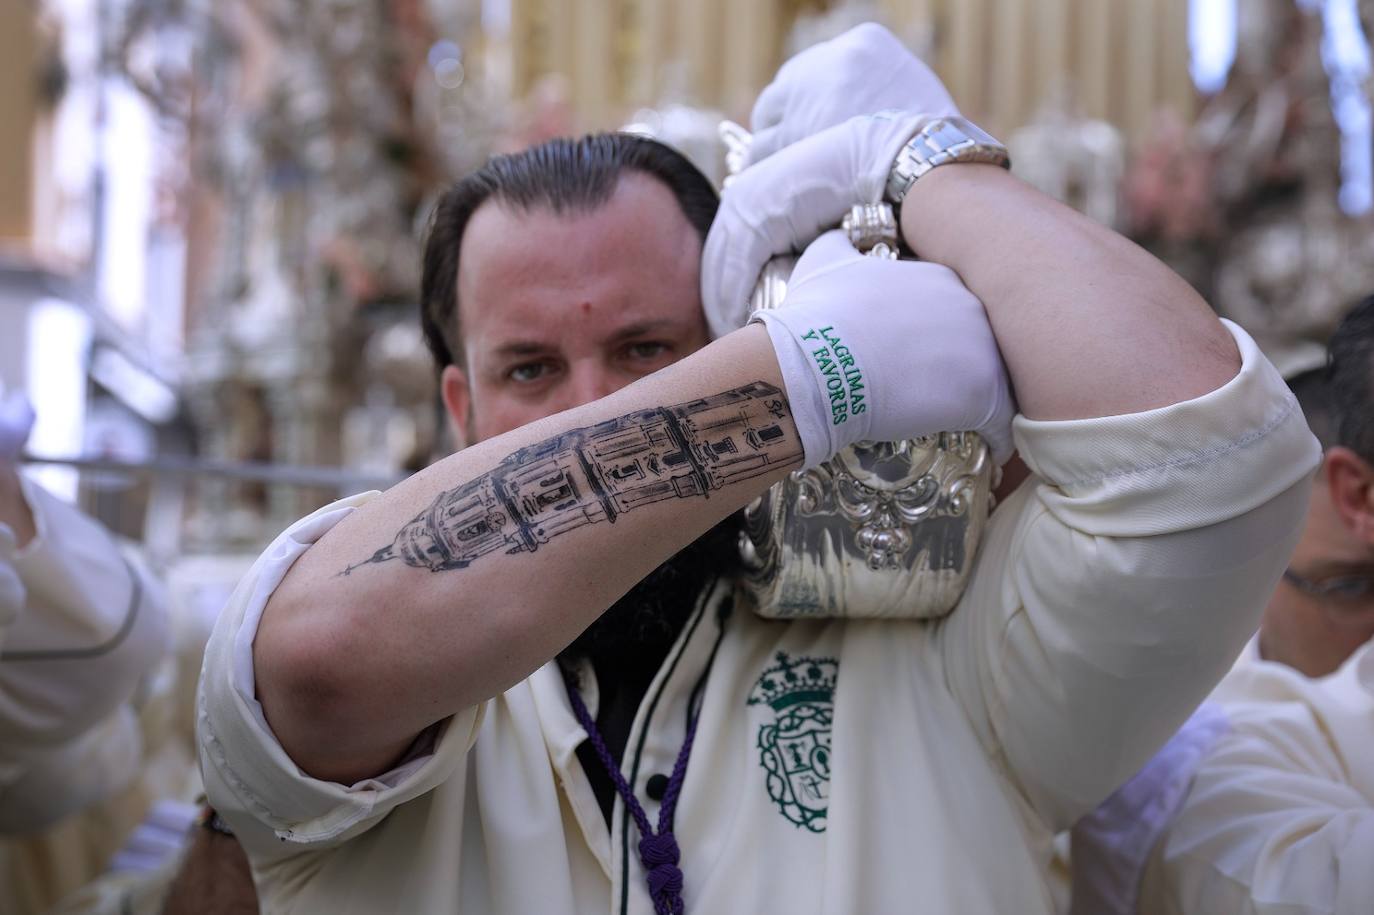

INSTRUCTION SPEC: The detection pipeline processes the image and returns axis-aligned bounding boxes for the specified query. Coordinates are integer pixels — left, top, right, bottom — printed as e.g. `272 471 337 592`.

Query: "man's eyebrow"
491 340 554 359
490 319 683 359
606 319 681 342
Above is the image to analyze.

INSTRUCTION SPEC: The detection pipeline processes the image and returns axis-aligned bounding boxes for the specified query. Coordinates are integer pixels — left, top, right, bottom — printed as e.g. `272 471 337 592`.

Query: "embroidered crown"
747 652 838 711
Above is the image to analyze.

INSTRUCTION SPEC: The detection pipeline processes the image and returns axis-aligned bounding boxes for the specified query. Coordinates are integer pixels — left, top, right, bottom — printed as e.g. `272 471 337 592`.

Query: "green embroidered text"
800 326 866 426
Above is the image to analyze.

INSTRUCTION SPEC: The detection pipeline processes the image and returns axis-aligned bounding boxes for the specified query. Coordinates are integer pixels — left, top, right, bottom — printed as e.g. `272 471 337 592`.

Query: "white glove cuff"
752 310 874 468
754 313 832 469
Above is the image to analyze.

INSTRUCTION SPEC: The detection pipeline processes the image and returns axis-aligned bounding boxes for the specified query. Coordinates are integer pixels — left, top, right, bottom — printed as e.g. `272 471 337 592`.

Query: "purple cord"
565 674 701 915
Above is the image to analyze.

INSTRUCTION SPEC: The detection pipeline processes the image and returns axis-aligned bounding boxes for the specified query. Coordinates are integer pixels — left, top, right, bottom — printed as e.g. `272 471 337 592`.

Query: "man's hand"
704 23 968 336
756 230 1014 466
163 828 259 915
746 22 957 165
704 112 925 337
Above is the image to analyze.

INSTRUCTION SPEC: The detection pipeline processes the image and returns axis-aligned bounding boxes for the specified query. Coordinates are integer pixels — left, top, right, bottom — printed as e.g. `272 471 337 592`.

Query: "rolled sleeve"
1013 320 1319 537
196 493 483 856
941 320 1320 830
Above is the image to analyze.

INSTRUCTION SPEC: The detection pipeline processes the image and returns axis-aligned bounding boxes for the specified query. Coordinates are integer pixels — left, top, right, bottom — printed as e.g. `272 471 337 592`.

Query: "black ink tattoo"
342 381 801 575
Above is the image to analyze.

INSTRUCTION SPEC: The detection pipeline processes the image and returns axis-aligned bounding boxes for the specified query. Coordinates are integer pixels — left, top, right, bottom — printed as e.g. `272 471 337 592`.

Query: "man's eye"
625 342 670 361
507 362 553 383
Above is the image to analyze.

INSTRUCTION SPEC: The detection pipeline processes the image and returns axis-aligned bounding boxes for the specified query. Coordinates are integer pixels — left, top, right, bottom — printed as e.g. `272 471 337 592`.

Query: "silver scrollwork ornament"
721 121 995 620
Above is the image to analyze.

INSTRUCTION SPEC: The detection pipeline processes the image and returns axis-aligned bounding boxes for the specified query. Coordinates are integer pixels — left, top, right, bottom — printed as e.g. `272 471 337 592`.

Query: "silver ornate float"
721 121 995 620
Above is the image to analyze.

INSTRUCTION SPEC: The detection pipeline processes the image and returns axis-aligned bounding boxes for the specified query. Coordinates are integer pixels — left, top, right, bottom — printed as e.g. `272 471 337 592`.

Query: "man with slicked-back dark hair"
420 134 720 374
199 25 1317 914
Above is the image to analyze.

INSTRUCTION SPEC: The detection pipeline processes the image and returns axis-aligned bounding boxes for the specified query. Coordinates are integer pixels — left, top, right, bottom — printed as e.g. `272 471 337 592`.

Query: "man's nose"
562 365 624 410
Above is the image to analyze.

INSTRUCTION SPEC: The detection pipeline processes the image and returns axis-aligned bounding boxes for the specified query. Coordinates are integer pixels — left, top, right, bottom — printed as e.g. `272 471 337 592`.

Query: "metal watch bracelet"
884 116 1010 205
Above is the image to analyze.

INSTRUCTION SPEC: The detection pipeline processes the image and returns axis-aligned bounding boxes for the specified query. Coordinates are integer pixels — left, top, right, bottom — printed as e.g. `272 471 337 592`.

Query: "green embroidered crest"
747 652 838 833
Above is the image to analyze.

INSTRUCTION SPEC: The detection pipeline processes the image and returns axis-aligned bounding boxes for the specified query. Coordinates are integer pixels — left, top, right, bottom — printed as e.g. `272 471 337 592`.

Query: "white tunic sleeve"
197 493 485 860
1141 652 1374 915
0 478 170 833
938 321 1320 830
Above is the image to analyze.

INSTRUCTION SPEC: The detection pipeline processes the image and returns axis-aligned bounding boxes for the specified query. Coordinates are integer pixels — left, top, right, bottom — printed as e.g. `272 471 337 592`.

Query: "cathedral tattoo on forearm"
342 381 801 576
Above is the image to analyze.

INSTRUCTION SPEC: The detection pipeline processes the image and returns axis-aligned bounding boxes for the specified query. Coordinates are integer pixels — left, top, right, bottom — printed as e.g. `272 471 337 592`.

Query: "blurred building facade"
1126 0 1374 372
0 0 186 540
497 0 1196 145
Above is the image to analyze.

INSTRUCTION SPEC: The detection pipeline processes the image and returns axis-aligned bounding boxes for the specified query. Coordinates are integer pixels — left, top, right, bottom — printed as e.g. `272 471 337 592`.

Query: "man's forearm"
256 325 799 783
900 164 1240 422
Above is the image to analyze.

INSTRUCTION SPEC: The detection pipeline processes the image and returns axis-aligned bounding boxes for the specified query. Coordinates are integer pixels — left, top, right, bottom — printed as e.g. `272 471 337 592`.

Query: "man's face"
442 173 711 444
440 172 729 666
1260 451 1374 677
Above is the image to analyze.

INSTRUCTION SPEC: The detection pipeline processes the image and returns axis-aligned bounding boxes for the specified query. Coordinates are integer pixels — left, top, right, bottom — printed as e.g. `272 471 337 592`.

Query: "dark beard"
559 512 742 672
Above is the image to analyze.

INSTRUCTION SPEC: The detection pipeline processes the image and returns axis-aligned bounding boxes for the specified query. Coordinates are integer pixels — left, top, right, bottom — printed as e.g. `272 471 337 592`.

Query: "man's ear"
440 364 472 450
1325 446 1374 543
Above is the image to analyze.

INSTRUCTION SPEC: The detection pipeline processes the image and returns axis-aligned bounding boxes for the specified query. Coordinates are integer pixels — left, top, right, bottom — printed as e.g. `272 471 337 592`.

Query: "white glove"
757 230 1015 468
747 22 958 165
0 388 35 465
705 111 925 337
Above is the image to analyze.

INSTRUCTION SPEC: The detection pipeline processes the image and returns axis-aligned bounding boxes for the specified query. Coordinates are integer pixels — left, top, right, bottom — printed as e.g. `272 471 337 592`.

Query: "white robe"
0 476 171 913
200 322 1319 914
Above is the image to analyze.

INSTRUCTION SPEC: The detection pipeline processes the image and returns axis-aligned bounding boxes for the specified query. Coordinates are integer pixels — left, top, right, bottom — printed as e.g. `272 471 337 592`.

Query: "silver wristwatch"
883 116 1010 205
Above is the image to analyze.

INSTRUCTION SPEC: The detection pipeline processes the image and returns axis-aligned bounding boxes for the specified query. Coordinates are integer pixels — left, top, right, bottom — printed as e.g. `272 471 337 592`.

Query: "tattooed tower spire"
342 382 801 577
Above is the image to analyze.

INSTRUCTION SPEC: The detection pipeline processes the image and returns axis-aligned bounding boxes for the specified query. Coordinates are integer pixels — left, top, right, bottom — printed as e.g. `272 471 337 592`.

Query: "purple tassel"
566 674 700 915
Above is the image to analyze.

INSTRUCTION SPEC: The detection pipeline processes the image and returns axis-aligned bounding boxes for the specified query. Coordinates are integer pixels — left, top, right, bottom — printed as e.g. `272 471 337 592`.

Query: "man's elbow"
252 591 383 783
